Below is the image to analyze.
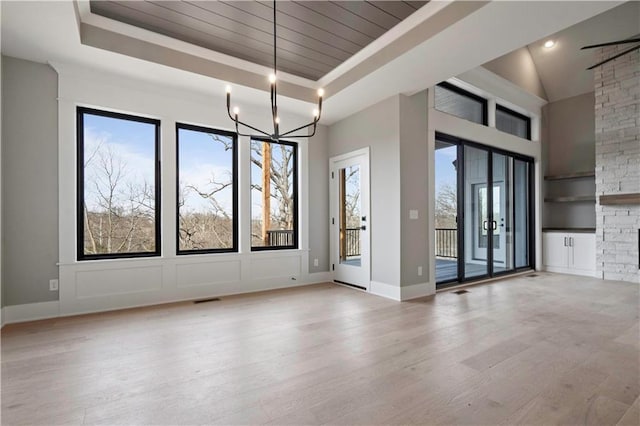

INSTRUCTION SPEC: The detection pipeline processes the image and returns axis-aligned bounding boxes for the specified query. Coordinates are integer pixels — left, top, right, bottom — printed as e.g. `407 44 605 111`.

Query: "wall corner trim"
3 301 61 325
400 282 434 300
370 281 402 301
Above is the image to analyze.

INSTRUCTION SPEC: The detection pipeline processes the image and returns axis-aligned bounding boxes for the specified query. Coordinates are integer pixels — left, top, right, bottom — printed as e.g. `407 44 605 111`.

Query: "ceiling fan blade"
581 37 640 50
587 43 640 70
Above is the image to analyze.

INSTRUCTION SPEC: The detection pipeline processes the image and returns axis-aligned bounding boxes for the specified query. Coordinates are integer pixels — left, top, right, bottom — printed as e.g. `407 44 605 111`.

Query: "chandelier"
225 0 324 141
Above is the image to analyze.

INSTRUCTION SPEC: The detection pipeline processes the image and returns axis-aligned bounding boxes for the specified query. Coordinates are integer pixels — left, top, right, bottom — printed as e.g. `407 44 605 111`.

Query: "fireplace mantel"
599 193 640 205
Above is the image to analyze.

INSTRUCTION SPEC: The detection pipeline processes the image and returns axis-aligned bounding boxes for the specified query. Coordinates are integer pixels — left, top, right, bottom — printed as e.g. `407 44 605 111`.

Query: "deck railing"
344 228 361 257
266 230 294 246
435 228 457 258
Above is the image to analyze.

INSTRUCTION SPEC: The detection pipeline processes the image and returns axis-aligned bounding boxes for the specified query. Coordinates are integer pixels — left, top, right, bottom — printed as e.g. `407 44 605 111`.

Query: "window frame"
495 104 532 140
250 137 299 252
175 123 239 255
435 81 488 126
76 106 162 261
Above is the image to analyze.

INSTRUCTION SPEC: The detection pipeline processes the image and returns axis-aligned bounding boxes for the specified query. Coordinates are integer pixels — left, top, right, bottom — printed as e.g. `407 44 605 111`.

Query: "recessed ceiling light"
544 40 555 48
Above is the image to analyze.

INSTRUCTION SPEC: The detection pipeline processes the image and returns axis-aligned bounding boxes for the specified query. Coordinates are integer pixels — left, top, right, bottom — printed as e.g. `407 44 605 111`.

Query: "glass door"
330 150 371 289
514 159 531 269
463 145 490 280
434 140 459 284
492 153 514 274
435 133 534 288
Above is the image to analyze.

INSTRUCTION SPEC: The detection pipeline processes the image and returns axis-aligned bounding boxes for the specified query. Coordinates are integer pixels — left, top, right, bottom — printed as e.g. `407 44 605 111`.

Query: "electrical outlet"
49 279 59 291
314 258 319 267
418 266 423 276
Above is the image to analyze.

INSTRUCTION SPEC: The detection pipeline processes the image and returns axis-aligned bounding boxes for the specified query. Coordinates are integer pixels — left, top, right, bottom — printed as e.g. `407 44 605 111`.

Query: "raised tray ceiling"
90 1 428 81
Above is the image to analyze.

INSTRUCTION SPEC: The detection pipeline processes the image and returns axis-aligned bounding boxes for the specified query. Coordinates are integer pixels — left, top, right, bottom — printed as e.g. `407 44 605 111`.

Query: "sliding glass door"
435 133 534 287
463 145 490 280
492 152 513 275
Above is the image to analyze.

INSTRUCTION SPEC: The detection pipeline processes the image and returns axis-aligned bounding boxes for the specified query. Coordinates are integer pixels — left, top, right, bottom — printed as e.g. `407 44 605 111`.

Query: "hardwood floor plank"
618 396 640 426
2 274 638 425
560 394 630 425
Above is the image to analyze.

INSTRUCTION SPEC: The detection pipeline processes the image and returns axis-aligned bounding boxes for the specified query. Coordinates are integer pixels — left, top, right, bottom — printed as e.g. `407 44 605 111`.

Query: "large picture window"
77 107 160 260
177 124 237 254
250 139 298 250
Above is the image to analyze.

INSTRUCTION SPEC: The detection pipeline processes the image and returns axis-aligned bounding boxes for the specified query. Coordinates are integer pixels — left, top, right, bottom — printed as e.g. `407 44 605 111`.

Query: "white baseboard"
2 272 333 325
3 301 60 325
543 266 599 278
307 271 332 284
401 282 434 300
370 281 401 301
370 281 435 301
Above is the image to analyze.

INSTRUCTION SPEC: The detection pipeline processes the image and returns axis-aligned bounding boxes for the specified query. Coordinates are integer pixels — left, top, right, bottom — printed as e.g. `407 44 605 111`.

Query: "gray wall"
328 95 401 287
483 47 548 100
542 91 596 229
399 92 429 286
308 123 330 273
0 24 3 311
2 56 59 306
544 92 595 176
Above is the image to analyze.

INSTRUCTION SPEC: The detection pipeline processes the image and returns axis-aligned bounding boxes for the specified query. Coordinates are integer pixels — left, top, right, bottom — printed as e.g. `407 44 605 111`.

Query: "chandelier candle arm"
223 0 325 141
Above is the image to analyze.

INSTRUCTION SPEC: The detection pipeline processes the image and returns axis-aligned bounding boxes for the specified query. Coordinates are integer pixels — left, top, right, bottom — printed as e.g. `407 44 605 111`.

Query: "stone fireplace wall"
594 41 640 283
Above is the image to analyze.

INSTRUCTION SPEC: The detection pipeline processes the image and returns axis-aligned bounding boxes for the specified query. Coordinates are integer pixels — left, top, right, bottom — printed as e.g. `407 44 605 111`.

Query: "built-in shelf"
544 195 597 203
542 228 596 233
544 171 595 181
599 193 640 205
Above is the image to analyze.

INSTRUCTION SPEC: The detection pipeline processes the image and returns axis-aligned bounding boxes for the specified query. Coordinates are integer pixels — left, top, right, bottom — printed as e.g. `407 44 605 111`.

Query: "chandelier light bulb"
226 85 232 94
275 116 280 124
544 40 555 48
317 88 325 97
313 109 319 118
269 73 277 84
233 107 239 115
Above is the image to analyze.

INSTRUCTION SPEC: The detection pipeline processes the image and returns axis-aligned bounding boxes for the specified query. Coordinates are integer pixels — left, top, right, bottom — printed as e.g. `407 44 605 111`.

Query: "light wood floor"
1 272 639 425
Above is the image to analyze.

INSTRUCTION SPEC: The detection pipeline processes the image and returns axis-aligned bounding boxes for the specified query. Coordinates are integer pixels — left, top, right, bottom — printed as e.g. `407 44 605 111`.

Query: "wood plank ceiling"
90 1 429 80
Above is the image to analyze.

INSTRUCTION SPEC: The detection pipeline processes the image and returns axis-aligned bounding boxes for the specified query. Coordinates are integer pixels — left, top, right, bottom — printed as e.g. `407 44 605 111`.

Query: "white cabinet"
542 232 597 277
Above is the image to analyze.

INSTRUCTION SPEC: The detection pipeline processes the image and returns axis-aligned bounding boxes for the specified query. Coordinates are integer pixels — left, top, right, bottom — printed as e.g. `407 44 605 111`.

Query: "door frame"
435 132 535 288
329 147 371 290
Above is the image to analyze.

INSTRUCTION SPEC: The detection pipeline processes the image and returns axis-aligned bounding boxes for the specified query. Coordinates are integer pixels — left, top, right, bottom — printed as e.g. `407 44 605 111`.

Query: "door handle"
491 221 497 230
483 221 488 231
569 237 573 247
564 237 568 247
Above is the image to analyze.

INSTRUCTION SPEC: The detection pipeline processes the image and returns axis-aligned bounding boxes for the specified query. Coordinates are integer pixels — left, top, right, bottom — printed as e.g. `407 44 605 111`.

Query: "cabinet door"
543 233 569 268
568 233 596 272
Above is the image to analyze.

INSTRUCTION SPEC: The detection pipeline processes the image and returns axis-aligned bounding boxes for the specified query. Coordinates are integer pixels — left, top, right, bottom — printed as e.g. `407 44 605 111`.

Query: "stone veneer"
594 41 640 283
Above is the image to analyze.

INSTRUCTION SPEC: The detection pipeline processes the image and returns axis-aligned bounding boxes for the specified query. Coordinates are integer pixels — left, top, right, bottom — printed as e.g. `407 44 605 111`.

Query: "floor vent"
453 289 469 295
526 274 539 278
194 297 221 304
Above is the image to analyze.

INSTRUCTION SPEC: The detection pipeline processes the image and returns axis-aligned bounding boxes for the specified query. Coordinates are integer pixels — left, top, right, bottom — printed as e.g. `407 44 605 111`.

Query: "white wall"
1 60 330 320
